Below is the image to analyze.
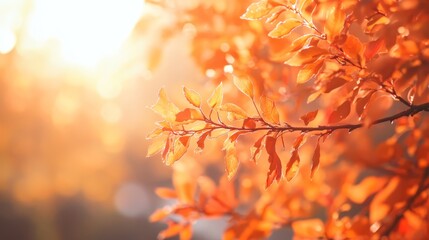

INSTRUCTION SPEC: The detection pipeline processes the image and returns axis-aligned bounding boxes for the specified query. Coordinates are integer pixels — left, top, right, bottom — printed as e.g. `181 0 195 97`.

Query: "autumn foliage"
148 0 429 239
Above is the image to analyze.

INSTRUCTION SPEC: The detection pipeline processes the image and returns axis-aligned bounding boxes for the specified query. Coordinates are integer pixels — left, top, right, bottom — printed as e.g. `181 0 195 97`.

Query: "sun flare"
26 0 145 67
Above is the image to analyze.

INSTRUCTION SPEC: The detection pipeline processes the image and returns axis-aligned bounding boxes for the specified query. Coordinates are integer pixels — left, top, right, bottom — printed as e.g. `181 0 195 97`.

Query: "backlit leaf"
260 95 280 125
328 100 351 124
147 135 168 157
324 5 345 43
356 91 374 119
251 135 266 162
240 0 270 20
300 110 318 126
268 19 301 39
225 145 239 180
342 35 364 66
196 131 211 153
285 47 328 67
310 141 320 179
364 38 385 61
152 88 180 122
292 219 325 238
149 208 170 222
183 87 201 108
155 187 177 199
297 60 324 84
286 150 300 181
233 76 254 99
265 136 282 188
288 34 314 53
176 108 204 122
220 103 248 121
166 137 190 165
207 82 223 108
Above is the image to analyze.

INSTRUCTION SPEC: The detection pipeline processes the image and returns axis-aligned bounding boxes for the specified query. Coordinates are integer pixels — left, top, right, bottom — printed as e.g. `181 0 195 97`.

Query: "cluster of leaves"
148 0 429 239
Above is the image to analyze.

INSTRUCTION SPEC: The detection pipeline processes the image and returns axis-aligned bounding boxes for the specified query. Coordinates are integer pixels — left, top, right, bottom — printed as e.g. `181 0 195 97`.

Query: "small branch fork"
169 101 429 138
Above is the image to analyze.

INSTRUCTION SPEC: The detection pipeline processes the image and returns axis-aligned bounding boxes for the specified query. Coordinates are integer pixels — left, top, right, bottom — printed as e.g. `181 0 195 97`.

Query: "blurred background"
0 0 211 239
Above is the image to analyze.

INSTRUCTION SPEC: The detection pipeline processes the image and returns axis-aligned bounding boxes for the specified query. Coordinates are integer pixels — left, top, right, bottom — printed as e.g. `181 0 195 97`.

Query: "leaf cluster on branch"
147 0 429 239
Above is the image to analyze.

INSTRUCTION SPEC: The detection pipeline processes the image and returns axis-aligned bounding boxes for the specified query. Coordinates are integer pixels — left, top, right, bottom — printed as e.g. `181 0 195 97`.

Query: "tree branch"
170 102 429 137
380 167 429 237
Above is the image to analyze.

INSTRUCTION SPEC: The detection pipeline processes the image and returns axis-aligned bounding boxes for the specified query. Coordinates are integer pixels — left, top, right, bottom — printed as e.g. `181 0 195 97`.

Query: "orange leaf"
287 34 314 53
328 100 351 124
310 141 320 179
159 222 185 240
268 18 301 38
225 145 239 180
285 47 328 67
180 224 192 240
324 77 348 93
155 187 177 199
348 176 388 204
265 136 282 188
149 208 170 222
196 131 211 153
342 35 364 66
207 83 223 108
324 5 345 43
240 0 270 20
251 135 266 162
233 76 254 99
300 110 318 126
243 118 257 129
364 37 385 61
355 91 374 119
183 87 201 108
286 150 300 181
292 219 325 238
293 134 306 149
260 95 280 125
175 108 204 122
296 60 324 84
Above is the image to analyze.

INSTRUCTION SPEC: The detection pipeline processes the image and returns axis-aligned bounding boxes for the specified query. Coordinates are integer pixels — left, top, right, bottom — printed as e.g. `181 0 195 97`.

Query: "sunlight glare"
27 0 145 67
0 29 16 54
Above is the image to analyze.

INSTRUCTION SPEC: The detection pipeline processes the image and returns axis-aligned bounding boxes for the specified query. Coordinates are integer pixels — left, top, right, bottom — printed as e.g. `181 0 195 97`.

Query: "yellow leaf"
183 87 201 108
233 76 254 99
147 135 168 157
220 103 248 121
240 0 270 20
225 146 239 180
165 137 190 165
207 82 223 108
260 95 280 125
324 5 345 43
151 88 180 122
268 18 301 38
